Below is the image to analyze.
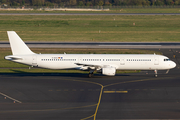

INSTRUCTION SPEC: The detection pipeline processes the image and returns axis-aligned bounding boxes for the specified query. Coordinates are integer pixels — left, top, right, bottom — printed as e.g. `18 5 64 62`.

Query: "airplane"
5 31 176 77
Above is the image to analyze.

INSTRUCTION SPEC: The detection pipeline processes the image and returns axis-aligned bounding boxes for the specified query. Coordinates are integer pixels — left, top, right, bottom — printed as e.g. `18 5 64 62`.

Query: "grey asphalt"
1 42 180 49
0 48 180 120
0 13 180 15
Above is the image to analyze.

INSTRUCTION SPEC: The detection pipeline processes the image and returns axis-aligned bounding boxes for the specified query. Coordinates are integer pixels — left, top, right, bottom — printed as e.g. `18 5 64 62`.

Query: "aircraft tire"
88 73 93 78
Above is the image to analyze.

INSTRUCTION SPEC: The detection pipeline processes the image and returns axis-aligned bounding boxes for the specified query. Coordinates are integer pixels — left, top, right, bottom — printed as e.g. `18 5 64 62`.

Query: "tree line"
1 0 180 7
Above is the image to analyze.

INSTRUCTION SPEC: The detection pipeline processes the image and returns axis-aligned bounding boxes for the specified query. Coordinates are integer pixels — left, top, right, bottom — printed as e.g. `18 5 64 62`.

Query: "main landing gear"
154 70 157 77
88 70 94 78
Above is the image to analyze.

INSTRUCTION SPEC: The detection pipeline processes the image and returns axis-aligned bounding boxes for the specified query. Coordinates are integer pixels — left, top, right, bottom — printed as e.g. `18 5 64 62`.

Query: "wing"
74 63 117 71
75 63 117 76
75 63 102 67
74 63 102 70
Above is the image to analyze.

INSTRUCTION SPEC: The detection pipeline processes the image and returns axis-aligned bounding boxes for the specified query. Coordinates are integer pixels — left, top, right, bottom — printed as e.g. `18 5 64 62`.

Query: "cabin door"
154 56 159 65
32 55 37 66
120 58 125 65
78 57 82 63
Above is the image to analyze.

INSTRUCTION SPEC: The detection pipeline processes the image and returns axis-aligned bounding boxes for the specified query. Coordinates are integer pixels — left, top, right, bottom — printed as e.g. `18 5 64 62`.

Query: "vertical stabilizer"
7 31 35 55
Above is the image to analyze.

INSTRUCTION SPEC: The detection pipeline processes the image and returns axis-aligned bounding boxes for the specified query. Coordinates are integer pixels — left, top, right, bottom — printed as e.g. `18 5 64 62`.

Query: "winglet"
7 31 35 55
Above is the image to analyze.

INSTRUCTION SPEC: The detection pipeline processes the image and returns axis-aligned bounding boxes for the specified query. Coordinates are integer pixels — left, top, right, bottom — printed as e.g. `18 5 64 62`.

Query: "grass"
0 8 180 13
0 48 161 73
0 15 180 42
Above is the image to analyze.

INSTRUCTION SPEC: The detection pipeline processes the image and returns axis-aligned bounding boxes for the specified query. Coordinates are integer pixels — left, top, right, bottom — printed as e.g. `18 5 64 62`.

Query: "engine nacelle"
102 67 116 76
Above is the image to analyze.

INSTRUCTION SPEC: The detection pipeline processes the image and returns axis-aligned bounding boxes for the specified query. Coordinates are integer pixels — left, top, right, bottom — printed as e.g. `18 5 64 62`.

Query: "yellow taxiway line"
103 91 128 93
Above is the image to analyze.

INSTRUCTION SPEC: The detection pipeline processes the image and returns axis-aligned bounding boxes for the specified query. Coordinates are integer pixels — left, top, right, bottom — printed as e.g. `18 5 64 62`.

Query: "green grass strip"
0 15 179 42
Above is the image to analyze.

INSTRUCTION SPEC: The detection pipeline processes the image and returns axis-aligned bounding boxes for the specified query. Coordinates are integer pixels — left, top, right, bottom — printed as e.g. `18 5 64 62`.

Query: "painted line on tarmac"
46 77 173 120
94 86 104 120
103 91 128 93
48 78 103 120
81 114 95 120
104 77 173 88
0 92 22 103
0 103 97 113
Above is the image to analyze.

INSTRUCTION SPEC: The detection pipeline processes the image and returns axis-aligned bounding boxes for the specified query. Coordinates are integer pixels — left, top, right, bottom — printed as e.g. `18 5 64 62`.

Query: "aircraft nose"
171 61 176 68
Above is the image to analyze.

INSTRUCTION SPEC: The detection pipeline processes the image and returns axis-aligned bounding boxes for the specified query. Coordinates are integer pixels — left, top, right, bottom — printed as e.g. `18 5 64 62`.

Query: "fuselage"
5 54 176 71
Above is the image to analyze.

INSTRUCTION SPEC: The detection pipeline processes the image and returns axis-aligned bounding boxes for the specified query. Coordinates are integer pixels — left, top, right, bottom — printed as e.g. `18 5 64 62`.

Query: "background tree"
155 0 164 5
104 1 111 6
150 0 156 5
78 1 84 6
174 0 180 5
165 0 174 5
12 1 18 6
98 0 104 6
142 0 150 6
33 0 45 6
1 0 7 4
86 1 93 6
1 0 180 7
118 0 130 6
44 1 54 6
22 0 25 5
69 0 77 5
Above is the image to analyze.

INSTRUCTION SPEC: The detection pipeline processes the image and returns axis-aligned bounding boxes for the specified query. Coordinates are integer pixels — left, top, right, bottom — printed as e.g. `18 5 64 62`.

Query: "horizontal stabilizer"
5 55 22 60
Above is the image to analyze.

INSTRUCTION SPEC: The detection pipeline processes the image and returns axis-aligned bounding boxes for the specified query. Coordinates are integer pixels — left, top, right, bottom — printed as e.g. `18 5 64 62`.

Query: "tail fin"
7 31 35 55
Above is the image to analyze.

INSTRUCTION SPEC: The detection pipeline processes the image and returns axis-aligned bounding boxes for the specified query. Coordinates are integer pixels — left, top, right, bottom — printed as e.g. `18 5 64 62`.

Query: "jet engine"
102 67 116 76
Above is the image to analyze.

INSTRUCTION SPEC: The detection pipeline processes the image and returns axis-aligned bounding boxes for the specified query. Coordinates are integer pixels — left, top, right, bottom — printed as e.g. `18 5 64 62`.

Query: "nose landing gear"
166 69 169 74
154 70 157 77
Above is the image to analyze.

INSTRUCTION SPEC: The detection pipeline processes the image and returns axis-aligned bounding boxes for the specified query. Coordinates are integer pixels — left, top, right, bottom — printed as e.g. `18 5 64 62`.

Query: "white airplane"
5 31 176 77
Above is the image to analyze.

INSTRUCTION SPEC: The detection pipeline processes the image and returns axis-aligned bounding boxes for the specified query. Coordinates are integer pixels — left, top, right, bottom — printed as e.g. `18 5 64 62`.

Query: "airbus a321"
5 31 176 77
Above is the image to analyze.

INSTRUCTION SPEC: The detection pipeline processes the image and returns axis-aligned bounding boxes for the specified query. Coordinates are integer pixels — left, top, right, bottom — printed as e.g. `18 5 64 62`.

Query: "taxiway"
0 48 180 120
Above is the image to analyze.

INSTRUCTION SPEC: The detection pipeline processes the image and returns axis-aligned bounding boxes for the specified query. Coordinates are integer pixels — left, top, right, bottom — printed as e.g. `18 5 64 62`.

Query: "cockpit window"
164 59 171 61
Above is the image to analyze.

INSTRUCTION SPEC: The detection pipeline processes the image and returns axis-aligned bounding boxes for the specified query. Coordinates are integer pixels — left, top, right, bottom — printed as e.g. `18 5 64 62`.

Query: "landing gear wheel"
88 73 94 78
88 73 92 78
